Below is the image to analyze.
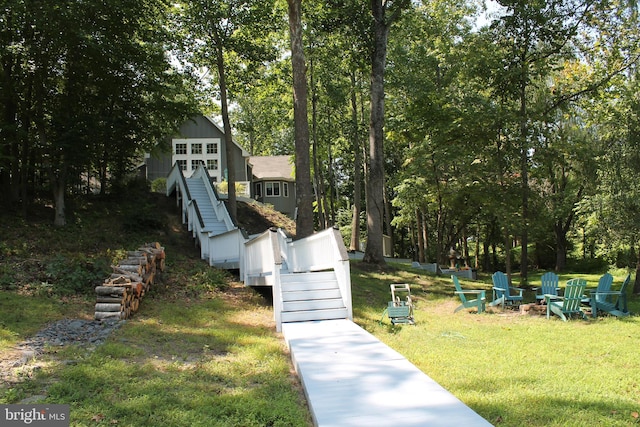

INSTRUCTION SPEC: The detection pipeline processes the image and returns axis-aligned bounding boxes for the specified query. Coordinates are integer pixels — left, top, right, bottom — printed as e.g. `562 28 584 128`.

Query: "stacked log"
94 242 165 320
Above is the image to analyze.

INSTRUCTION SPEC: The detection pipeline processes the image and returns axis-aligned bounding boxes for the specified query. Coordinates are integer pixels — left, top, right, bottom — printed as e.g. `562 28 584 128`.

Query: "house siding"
254 179 297 219
144 115 248 182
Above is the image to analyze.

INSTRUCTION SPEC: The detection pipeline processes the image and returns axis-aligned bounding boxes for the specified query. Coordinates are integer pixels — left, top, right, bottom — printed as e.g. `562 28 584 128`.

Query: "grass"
351 263 640 426
1 188 639 426
0 189 312 426
1 257 312 427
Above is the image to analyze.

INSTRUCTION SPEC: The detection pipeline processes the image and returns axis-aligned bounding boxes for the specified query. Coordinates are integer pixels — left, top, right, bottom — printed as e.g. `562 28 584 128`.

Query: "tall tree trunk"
519 75 529 285
635 246 640 295
362 0 408 263
310 56 324 229
327 133 335 226
504 229 512 281
462 229 469 267
349 72 362 251
362 1 389 265
214 38 237 223
287 0 313 238
384 184 394 257
52 176 66 227
422 211 430 261
416 209 424 263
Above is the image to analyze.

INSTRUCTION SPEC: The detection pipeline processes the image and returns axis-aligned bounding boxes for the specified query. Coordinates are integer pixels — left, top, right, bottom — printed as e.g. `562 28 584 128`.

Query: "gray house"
145 115 250 183
249 155 297 219
144 115 297 218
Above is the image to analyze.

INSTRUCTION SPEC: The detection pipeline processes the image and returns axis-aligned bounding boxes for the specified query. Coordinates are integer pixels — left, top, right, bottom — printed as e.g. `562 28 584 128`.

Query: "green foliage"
151 178 167 193
44 255 110 296
215 181 247 196
0 264 18 290
187 269 231 295
565 257 610 274
0 0 198 218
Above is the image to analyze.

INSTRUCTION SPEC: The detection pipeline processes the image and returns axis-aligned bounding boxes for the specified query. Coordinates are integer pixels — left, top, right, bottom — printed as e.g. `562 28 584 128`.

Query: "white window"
266 182 280 197
191 159 203 170
207 143 218 154
191 143 202 154
175 143 187 155
177 160 187 171
207 159 218 170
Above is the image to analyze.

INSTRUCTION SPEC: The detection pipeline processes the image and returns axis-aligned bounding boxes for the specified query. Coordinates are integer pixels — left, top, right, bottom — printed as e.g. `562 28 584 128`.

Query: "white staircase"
280 271 349 323
167 165 352 332
185 177 227 235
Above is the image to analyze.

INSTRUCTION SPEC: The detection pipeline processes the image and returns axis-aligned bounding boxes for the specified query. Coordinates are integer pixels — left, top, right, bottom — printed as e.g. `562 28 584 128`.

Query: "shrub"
151 178 167 193
44 254 110 295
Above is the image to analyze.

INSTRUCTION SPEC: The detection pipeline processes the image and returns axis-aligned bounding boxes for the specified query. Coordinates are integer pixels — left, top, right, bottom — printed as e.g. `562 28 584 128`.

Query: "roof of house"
249 155 294 181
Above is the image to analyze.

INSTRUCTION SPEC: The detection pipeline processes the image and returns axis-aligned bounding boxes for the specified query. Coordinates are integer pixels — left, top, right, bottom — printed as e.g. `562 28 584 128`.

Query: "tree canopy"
3 0 640 287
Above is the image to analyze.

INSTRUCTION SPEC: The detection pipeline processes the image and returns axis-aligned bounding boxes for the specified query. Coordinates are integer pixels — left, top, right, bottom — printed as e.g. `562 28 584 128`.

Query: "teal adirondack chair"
581 272 613 306
451 275 486 314
490 271 524 308
536 271 560 303
589 274 631 318
546 278 587 321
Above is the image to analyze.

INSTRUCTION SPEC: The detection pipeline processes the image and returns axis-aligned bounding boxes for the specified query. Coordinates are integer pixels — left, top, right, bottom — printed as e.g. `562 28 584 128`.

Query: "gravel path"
0 318 124 386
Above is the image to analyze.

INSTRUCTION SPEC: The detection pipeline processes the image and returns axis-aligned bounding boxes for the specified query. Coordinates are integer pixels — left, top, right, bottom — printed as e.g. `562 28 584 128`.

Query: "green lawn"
2 255 639 426
0 256 313 427
351 263 640 427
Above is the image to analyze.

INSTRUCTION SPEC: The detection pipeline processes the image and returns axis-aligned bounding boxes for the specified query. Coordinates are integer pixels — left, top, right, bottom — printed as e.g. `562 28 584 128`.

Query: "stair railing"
192 165 235 231
243 228 284 329
166 163 191 224
207 228 248 270
284 227 352 321
276 228 292 271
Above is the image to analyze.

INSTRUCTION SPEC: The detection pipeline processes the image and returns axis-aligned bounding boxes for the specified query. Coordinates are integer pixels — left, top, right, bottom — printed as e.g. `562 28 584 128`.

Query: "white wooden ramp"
282 319 492 427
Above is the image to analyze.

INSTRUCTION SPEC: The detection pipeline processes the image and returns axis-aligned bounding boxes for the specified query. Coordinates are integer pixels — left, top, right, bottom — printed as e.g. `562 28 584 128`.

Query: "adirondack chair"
581 272 613 306
546 278 587 321
489 271 524 308
451 275 486 314
589 274 631 318
535 271 560 303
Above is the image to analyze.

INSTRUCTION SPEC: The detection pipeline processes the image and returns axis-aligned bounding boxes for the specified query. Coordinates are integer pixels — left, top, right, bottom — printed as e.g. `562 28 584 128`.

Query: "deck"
282 319 492 427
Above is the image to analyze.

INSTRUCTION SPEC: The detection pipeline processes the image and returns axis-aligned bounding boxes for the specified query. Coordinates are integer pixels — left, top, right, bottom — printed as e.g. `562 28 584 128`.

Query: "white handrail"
191 165 235 231
168 164 352 328
208 228 247 268
286 227 352 321
244 229 285 330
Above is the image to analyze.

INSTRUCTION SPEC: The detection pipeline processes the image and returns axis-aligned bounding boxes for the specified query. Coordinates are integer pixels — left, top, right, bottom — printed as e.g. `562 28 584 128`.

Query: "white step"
281 278 338 292
281 308 349 323
280 270 336 283
283 298 345 312
277 270 347 323
282 288 342 301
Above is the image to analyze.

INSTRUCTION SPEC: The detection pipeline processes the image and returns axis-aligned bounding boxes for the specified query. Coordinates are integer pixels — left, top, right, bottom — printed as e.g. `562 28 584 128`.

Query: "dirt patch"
236 200 296 237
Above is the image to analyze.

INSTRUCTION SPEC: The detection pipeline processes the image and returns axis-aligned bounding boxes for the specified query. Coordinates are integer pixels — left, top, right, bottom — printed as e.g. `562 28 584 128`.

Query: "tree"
287 0 314 238
0 0 196 225
362 0 410 265
181 0 280 224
